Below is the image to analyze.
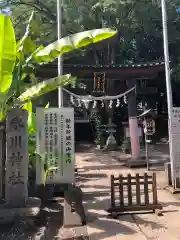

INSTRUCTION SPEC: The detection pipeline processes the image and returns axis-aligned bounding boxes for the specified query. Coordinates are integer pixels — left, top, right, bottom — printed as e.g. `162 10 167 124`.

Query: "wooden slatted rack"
107 173 162 214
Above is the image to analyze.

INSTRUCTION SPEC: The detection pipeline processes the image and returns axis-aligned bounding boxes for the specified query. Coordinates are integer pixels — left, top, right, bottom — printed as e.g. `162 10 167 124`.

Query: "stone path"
0 144 180 240
76 146 180 240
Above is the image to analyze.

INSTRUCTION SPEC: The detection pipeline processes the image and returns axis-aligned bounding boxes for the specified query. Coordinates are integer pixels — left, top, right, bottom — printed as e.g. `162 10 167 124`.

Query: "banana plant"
0 13 76 121
13 14 116 105
24 100 50 168
0 14 16 94
35 28 117 64
0 11 117 185
0 10 117 116
0 13 16 121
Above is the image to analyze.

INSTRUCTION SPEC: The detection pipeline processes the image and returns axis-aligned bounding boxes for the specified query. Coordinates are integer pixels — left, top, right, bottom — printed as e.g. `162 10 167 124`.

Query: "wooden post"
144 173 149 204
135 173 141 205
119 175 124 206
5 109 28 207
111 175 115 208
152 173 158 205
127 174 132 205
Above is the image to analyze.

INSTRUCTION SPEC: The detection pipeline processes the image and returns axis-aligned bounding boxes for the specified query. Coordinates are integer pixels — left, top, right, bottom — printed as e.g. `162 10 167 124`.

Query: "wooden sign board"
36 108 75 185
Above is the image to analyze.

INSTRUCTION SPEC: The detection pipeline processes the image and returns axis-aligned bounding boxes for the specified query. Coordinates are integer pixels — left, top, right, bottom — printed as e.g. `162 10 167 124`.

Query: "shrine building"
37 61 166 159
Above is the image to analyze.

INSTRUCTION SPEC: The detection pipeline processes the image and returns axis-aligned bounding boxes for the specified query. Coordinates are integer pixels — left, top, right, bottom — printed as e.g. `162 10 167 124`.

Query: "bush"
121 138 131 154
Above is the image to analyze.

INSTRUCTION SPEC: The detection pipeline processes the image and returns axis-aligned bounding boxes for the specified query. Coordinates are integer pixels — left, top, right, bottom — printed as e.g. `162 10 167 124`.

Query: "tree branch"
34 0 56 21
124 2 137 20
10 0 56 21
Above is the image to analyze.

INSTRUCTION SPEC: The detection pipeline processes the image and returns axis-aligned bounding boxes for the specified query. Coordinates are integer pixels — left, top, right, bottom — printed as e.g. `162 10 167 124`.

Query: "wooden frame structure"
107 173 162 214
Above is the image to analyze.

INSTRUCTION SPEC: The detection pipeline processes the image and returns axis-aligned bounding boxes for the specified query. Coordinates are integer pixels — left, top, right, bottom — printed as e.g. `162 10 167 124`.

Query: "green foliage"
22 100 38 134
36 28 117 63
121 138 131 154
0 9 117 185
0 10 116 124
0 15 16 93
18 75 76 103
8 0 180 69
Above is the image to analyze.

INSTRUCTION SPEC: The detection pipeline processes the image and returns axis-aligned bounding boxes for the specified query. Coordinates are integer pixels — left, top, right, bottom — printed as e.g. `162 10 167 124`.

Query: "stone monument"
0 109 41 223
6 108 28 206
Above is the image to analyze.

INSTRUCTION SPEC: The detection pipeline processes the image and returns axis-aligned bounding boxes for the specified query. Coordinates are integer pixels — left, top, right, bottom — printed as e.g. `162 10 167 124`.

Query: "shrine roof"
37 61 165 79
63 61 165 69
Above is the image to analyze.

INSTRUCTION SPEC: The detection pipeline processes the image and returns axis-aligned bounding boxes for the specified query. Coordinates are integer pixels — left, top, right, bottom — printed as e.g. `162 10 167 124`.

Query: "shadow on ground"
76 172 108 185
0 202 64 240
87 217 136 239
75 145 174 240
0 218 40 240
84 196 166 240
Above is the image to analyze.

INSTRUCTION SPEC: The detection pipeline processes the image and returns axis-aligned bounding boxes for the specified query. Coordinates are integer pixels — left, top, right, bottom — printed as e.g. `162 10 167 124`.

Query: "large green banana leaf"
17 74 76 103
0 14 16 93
36 28 117 63
33 45 54 64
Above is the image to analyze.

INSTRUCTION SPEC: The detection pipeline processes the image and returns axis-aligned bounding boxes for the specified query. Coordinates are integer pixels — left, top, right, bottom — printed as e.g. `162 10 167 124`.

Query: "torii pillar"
126 79 140 160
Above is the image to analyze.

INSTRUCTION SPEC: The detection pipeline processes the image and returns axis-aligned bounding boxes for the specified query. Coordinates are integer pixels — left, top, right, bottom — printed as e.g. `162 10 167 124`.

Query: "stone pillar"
6 109 28 207
127 79 140 160
63 186 85 227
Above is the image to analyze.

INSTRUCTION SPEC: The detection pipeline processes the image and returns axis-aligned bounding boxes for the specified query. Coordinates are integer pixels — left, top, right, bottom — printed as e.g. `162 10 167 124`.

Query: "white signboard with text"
36 108 75 185
171 107 180 178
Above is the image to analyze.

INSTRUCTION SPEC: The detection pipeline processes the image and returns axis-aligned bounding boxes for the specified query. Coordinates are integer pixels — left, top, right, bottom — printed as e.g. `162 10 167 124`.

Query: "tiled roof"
64 61 165 68
46 61 165 69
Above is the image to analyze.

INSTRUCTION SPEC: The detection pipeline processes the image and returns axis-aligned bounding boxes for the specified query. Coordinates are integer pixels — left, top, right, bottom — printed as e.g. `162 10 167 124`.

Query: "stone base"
63 187 86 228
165 177 180 193
126 159 147 168
164 185 180 194
163 162 180 191
0 197 41 224
126 156 169 168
